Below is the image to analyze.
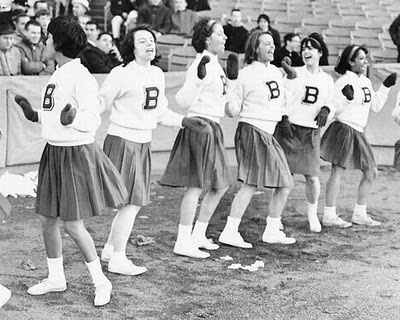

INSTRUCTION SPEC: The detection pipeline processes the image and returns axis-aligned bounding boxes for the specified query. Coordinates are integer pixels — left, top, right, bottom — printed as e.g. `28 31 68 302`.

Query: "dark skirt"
103 135 151 206
160 117 230 189
36 143 127 221
235 122 293 188
395 140 400 171
320 121 376 170
274 124 321 176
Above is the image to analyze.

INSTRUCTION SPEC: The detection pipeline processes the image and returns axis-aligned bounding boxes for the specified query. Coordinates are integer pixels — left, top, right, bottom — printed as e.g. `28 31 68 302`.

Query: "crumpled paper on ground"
227 260 265 272
0 171 38 197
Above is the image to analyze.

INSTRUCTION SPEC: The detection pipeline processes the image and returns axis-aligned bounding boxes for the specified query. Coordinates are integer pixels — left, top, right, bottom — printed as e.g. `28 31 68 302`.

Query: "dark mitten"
278 115 293 138
226 53 239 80
314 106 330 128
14 95 38 122
341 84 354 100
60 103 77 126
383 72 397 88
182 117 211 134
197 55 210 80
281 56 297 80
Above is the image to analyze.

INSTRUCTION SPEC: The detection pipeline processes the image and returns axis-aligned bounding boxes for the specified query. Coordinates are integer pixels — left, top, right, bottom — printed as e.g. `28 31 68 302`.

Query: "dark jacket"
223 24 248 54
78 44 121 74
389 14 400 62
186 0 210 11
272 46 304 68
137 4 172 35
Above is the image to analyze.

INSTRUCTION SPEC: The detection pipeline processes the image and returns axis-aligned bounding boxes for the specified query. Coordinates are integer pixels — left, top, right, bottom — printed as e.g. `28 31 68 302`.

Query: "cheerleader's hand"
314 106 330 128
14 95 38 122
226 53 239 80
341 84 354 100
383 72 397 88
182 117 212 135
197 55 210 80
60 103 77 126
281 56 297 80
277 115 293 138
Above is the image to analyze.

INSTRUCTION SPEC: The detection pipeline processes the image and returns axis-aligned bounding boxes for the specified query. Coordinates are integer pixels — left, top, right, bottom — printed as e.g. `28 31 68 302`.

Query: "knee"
38 215 58 230
111 15 123 25
212 186 229 197
63 221 80 238
364 168 378 183
306 175 319 186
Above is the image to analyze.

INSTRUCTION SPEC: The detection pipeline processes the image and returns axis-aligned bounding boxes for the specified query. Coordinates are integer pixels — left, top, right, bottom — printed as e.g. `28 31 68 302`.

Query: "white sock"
323 206 336 218
86 257 108 286
307 202 318 216
176 224 192 244
47 256 65 282
307 202 321 232
266 216 281 232
103 243 113 255
110 251 126 261
192 221 208 239
224 216 241 233
354 204 367 216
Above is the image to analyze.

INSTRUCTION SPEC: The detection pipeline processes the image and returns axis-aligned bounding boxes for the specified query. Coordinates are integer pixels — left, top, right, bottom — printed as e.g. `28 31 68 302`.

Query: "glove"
281 56 297 80
60 103 77 126
341 84 354 101
383 72 397 88
182 117 211 135
226 53 239 80
197 55 210 80
14 95 38 122
314 106 330 128
277 115 293 139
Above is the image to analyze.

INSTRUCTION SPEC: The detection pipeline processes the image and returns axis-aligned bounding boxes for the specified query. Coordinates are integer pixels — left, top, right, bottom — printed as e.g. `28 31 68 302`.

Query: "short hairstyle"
301 37 322 53
120 24 157 66
25 20 41 31
231 8 241 14
35 9 51 18
191 18 217 53
244 30 271 65
85 20 98 29
335 45 368 75
283 32 299 45
98 31 113 41
33 0 47 9
47 16 87 58
14 13 29 24
257 13 270 24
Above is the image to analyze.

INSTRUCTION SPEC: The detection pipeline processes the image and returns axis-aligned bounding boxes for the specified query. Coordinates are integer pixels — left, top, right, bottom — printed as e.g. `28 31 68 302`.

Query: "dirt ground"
1 165 400 320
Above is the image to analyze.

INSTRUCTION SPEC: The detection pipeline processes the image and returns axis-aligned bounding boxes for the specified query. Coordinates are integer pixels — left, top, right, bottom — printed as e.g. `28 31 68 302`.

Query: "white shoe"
351 214 381 226
94 279 112 307
0 284 11 308
192 236 219 250
27 278 67 295
308 213 322 233
173 241 210 259
322 215 352 228
279 220 284 231
219 230 253 249
262 230 296 245
108 257 147 276
100 247 112 263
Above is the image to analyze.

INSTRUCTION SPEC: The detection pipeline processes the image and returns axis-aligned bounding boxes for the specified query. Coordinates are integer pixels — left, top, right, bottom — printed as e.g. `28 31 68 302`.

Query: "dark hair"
231 8 241 14
14 13 29 24
191 18 217 53
33 0 47 9
257 13 270 25
35 9 51 18
25 20 41 31
308 32 329 66
244 30 271 64
120 24 157 66
85 20 98 29
98 31 113 41
283 32 299 45
47 16 87 58
301 37 322 53
335 45 368 75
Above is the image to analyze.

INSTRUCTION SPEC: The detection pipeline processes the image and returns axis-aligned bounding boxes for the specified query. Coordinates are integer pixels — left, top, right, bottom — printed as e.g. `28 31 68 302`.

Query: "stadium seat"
168 46 197 72
370 49 397 63
157 35 190 71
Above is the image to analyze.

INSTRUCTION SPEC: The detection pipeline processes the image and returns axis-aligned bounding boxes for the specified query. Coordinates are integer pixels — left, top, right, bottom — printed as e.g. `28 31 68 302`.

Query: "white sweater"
98 60 184 143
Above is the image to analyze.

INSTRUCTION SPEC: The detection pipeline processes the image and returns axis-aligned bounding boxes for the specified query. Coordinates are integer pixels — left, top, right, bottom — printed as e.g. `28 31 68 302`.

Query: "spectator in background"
85 20 99 46
77 14 90 29
15 20 54 75
137 0 173 37
251 13 280 48
223 8 248 54
170 0 198 36
186 0 210 11
13 13 30 45
35 9 51 42
54 0 71 17
272 32 303 68
389 14 400 63
72 0 89 18
309 32 329 66
0 24 22 75
33 0 49 16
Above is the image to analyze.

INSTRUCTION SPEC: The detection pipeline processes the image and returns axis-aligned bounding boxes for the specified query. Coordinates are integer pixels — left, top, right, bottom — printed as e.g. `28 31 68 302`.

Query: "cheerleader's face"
133 30 156 62
205 23 226 55
302 43 321 67
256 33 275 63
350 49 368 75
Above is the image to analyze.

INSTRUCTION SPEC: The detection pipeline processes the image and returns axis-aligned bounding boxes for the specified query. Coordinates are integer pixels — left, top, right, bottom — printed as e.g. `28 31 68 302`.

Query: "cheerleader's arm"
370 85 390 113
176 65 204 111
97 69 122 114
392 93 400 125
225 79 243 118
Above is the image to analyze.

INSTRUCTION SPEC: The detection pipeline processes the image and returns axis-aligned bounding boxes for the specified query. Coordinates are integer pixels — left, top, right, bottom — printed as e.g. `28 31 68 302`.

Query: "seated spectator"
72 0 89 18
137 0 173 37
54 0 71 17
309 32 329 66
272 32 303 68
170 0 198 36
15 20 54 75
32 0 49 16
77 14 90 29
389 14 400 63
251 13 280 48
85 20 99 46
223 8 248 54
35 9 51 42
0 23 22 75
78 32 122 73
186 0 210 11
13 13 30 45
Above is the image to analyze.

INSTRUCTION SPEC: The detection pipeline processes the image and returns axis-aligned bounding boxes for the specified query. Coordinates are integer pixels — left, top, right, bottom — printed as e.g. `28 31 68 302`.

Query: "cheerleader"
321 45 397 227
98 25 211 272
159 18 230 258
274 36 335 233
219 30 295 248
14 16 127 307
